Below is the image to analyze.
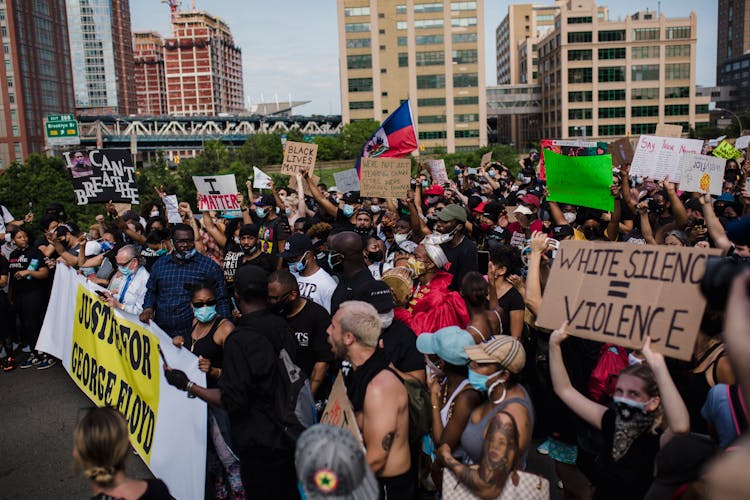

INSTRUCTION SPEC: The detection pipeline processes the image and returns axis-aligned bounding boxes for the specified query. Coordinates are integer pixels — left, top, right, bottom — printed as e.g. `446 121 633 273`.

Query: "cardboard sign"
333 168 361 194
545 150 615 212
480 152 493 169
607 138 634 168
655 123 683 138
192 174 240 211
63 149 139 205
320 371 363 443
630 135 703 180
427 159 448 184
163 195 182 224
360 157 411 198
536 240 721 360
734 135 750 150
288 172 320 197
679 154 726 196
712 140 743 160
253 166 272 190
281 141 318 175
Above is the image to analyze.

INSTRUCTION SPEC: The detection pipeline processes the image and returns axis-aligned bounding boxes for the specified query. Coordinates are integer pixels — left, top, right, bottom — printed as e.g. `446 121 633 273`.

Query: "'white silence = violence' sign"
536 240 721 361
192 175 240 211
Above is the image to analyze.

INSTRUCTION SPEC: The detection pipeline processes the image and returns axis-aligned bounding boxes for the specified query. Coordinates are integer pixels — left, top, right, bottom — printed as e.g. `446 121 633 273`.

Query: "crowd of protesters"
2 144 750 500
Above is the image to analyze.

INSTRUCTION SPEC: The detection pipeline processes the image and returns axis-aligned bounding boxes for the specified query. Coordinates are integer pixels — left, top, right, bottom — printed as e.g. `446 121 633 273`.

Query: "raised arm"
606 184 622 242
200 210 227 248
305 172 339 217
524 232 549 315
663 179 687 229
701 194 732 253
294 174 308 216
548 200 567 226
636 202 657 245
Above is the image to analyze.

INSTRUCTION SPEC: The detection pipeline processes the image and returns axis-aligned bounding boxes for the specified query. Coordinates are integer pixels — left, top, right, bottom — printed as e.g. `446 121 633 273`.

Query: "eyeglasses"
268 290 293 302
192 299 217 308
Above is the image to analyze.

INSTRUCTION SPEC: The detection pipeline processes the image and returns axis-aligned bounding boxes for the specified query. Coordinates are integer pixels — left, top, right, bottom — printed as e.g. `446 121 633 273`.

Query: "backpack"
271 347 316 447
588 344 628 404
387 367 432 444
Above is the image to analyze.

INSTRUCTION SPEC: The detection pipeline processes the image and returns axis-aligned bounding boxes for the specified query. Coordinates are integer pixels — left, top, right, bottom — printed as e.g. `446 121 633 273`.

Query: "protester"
100 245 149 315
328 231 376 314
280 232 337 313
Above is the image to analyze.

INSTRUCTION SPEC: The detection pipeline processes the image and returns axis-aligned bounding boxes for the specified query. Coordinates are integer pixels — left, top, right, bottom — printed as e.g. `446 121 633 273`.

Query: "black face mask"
268 298 291 316
353 226 371 236
367 250 383 262
584 226 601 241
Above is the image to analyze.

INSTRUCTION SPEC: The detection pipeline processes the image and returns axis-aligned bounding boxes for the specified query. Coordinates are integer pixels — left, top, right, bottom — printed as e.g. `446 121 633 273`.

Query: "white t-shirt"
0 205 14 234
368 261 393 280
292 267 337 313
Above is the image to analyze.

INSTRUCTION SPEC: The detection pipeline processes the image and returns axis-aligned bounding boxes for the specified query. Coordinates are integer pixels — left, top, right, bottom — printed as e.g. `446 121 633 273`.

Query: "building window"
416 35 444 44
415 3 443 13
347 54 372 69
396 5 406 14
454 96 478 105
419 130 447 139
453 33 477 43
417 74 446 88
346 38 371 48
631 123 657 134
633 28 660 40
568 49 592 61
568 16 592 24
455 113 479 122
631 105 659 117
537 14 555 22
598 89 626 101
568 91 592 102
451 2 477 11
348 78 373 92
631 64 660 81
418 97 446 106
599 107 626 119
664 104 689 116
665 63 690 80
455 130 479 138
416 50 445 66
598 30 626 42
568 31 592 43
415 19 444 29
344 7 370 16
632 88 660 100
349 101 374 110
398 53 409 66
598 47 626 60
665 44 691 57
569 108 593 119
419 115 446 124
598 66 626 82
452 49 477 64
664 87 689 99
397 37 407 46
632 46 660 59
696 104 709 114
666 26 691 39
599 124 626 136
451 17 477 27
397 21 408 30
568 67 593 83
453 73 478 87
345 23 371 32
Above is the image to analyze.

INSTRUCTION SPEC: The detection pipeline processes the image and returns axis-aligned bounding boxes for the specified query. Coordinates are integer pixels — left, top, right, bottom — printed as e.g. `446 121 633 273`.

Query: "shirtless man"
327 300 412 498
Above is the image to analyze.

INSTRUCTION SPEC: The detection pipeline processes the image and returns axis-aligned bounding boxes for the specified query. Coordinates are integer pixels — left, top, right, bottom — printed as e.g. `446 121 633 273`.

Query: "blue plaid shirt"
143 253 232 338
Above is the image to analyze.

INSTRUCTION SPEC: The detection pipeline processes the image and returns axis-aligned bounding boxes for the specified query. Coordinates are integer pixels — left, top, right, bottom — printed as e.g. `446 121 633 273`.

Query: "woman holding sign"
549 323 690 500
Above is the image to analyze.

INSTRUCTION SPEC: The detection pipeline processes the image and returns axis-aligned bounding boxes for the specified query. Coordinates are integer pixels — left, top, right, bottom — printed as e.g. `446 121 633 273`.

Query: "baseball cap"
343 191 361 204
295 424 379 500
519 194 540 209
513 205 533 216
437 204 467 223
239 223 259 237
727 215 750 246
552 224 575 240
464 335 526 374
280 233 314 259
472 202 487 214
417 326 475 366
643 433 717 500
254 194 276 207
355 279 394 313
233 265 268 297
84 240 102 257
424 185 445 196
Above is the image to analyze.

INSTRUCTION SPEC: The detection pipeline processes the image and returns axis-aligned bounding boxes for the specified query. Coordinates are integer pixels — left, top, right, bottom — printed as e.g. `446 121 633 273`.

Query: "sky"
130 0 718 116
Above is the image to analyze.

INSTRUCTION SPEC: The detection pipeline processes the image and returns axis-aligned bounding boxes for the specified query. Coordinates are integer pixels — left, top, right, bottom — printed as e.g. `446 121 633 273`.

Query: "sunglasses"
192 300 217 308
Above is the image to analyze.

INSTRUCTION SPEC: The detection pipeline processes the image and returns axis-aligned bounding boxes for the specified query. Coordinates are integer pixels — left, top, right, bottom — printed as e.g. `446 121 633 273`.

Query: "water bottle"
26 258 39 279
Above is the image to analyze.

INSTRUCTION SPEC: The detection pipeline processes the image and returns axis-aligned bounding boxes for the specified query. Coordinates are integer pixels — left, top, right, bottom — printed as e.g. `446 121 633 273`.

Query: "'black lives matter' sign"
63 149 139 205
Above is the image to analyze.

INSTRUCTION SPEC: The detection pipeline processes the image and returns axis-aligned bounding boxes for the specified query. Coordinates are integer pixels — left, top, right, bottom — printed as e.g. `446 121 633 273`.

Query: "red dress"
394 270 470 335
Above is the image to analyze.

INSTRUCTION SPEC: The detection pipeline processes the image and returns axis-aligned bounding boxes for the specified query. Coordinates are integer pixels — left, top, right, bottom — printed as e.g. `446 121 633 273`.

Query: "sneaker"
36 356 56 370
2 356 16 372
536 438 551 455
21 344 31 353
19 353 40 369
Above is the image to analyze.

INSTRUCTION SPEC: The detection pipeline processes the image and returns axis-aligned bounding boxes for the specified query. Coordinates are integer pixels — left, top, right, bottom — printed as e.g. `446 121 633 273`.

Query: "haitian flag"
355 100 418 174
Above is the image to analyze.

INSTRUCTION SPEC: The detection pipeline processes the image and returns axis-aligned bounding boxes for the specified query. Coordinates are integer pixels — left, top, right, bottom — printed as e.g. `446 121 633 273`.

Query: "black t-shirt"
330 268 375 315
8 246 47 294
238 251 275 274
257 216 291 258
497 286 525 335
334 209 355 230
140 246 164 272
34 236 58 260
0 254 8 277
379 319 425 374
285 300 333 378
222 243 245 286
441 236 478 291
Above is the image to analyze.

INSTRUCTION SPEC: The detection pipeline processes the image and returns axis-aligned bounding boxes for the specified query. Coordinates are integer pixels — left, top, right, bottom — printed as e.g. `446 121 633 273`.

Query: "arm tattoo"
381 431 395 452
455 413 518 495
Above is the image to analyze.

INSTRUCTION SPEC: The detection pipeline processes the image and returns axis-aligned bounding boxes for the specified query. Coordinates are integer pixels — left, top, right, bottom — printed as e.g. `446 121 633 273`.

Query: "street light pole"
715 107 743 134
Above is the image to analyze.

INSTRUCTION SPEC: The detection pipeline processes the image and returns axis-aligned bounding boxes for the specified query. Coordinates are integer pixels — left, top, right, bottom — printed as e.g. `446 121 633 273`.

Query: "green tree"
341 120 380 158
313 135 345 161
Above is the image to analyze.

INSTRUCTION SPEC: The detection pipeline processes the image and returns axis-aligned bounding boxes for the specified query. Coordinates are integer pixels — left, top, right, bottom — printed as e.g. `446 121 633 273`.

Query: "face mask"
367 250 383 262
426 195 439 205
175 248 196 261
628 353 643 366
488 170 495 178
285 208 291 217
342 204 355 217
583 226 600 241
407 256 427 276
613 396 650 421
242 244 257 255
118 265 133 276
288 252 307 273
421 180 429 188
256 207 268 219
522 176 532 184
100 241 114 252
354 226 370 236
316 251 326 260
468 368 490 391
150 210 160 217
479 222 493 232
269 298 291 316
155 248 168 256
563 212 577 224
394 233 410 245
193 305 217 323
370 205 381 214
234 236 240 244
328 251 343 270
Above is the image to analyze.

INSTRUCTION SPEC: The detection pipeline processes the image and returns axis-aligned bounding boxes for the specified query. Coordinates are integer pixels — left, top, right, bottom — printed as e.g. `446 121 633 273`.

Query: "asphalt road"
0 361 151 500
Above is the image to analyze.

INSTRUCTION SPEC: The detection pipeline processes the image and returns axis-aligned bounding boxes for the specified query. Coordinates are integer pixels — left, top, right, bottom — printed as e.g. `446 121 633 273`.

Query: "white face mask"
563 212 577 224
234 236 240 244
370 205 381 214
394 233 409 244
150 210 160 217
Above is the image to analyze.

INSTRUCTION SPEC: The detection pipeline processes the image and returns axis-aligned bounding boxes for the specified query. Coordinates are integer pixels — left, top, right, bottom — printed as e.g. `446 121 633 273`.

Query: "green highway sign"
45 114 80 146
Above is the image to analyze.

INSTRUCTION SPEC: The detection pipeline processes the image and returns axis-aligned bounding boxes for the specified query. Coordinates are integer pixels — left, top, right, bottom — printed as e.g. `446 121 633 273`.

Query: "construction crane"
161 0 181 14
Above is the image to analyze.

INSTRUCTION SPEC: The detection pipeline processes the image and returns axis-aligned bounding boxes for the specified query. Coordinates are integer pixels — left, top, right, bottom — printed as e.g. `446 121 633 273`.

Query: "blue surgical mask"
488 170 496 178
327 251 343 270
468 368 490 392
175 248 196 261
194 305 217 323
256 207 268 219
342 204 354 217
100 241 114 252
118 265 133 276
288 253 307 273
421 180 429 188
613 396 648 413
285 208 291 216
155 248 168 256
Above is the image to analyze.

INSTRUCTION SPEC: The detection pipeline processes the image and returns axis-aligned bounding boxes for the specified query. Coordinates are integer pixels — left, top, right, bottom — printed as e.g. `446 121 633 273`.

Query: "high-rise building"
133 31 167 115
716 0 750 111
0 0 75 167
66 0 137 115
337 0 487 153
164 10 245 116
537 0 710 140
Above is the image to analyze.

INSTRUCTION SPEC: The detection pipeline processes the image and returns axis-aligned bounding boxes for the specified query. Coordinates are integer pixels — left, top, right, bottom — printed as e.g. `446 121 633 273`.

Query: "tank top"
189 317 225 388
460 385 534 469
440 379 472 460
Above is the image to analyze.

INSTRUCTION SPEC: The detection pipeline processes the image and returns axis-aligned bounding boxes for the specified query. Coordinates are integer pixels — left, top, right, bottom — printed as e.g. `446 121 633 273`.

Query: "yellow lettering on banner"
71 285 160 463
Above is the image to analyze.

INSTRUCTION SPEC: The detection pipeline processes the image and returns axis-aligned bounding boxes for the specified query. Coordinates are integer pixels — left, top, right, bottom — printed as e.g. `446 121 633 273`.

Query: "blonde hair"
619 363 664 433
73 407 130 488
338 300 381 348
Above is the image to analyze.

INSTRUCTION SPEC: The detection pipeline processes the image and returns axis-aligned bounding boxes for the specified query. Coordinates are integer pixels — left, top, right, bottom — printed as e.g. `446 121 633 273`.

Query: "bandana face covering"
611 398 655 461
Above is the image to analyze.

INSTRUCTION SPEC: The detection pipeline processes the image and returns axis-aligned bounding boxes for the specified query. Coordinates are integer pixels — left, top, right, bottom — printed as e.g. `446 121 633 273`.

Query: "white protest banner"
333 168 361 194
428 159 449 184
162 195 182 224
36 265 206 500
253 166 272 190
320 371 363 444
281 141 318 175
630 135 703 180
679 153 726 196
63 149 139 205
734 135 750 150
192 174 241 211
536 240 721 361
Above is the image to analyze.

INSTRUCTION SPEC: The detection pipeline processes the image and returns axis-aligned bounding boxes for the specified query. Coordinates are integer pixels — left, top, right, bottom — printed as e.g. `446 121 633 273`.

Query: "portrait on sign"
66 150 94 178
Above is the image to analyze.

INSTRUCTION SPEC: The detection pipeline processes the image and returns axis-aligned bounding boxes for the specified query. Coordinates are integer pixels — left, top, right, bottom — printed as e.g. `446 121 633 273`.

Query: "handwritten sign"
427 159 448 184
679 154 726 196
281 141 318 175
252 166 272 190
655 123 683 138
360 157 411 198
536 240 721 360
712 140 743 160
630 135 703 180
480 152 492 169
192 174 240 211
63 149 139 205
734 135 750 150
333 168 361 194
607 138 634 168
320 371 363 443
163 195 182 224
